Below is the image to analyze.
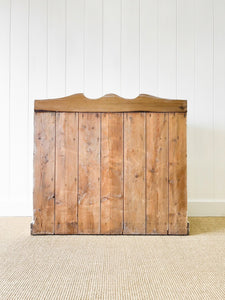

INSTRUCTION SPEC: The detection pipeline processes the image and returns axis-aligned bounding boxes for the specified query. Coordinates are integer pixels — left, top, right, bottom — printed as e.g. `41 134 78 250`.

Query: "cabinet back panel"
32 95 187 235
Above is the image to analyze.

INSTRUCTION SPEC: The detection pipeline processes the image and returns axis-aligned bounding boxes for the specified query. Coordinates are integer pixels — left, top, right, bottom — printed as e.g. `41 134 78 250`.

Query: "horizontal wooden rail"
34 93 187 113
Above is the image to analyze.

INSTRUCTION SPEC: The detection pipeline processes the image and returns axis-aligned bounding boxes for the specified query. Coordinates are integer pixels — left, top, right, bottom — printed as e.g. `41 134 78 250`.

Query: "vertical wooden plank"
101 113 123 234
168 113 187 235
158 0 177 98
140 0 158 96
84 0 102 98
124 113 145 234
0 0 10 214
48 0 66 98
103 0 121 95
32 112 55 234
78 113 100 234
66 0 84 95
10 0 29 215
121 0 140 98
214 0 225 201
146 113 168 234
55 112 78 234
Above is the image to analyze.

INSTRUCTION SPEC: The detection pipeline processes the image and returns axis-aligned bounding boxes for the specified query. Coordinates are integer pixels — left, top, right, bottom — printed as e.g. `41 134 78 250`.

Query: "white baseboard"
0 205 32 217
188 200 225 216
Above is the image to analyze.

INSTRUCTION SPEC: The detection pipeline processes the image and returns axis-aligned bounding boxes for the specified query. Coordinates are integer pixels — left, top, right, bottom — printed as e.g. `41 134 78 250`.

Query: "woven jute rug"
0 217 225 299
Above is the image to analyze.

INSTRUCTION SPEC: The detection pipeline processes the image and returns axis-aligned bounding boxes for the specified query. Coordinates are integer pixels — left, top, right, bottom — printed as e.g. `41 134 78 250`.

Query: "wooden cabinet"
31 94 188 235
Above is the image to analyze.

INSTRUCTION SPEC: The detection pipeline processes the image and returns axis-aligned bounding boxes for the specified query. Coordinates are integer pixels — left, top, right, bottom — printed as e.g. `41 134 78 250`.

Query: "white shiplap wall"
0 0 225 216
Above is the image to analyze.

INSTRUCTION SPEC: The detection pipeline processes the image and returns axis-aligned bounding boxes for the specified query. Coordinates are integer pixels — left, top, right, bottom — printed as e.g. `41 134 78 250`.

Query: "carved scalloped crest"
34 93 187 113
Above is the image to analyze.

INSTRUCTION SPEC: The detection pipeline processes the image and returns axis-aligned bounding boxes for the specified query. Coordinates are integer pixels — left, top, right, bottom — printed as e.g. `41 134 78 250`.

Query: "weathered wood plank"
78 113 100 234
168 113 187 234
124 113 145 234
146 113 168 234
32 112 55 234
35 93 187 113
55 112 78 234
101 113 123 234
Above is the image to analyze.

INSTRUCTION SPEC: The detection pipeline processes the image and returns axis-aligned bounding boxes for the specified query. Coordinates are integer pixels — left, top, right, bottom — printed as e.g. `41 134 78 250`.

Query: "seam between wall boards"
101 0 103 96
139 0 140 96
65 0 67 95
212 0 215 202
28 0 30 211
83 0 85 94
9 0 12 208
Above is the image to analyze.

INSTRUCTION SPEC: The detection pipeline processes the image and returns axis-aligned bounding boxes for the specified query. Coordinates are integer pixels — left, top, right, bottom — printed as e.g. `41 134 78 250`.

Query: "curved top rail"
34 93 187 113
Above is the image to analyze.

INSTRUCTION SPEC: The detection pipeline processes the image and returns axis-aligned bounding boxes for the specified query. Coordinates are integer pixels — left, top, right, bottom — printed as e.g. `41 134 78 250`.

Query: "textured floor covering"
0 217 225 300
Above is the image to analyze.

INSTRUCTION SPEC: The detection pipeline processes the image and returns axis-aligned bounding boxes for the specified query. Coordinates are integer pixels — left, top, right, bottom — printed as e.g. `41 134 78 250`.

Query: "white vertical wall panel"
195 0 214 200
140 0 158 96
29 0 48 214
10 0 29 214
29 0 48 101
177 0 195 119
1 0 225 216
121 0 140 98
0 0 10 212
84 0 103 98
177 0 195 201
158 0 177 99
102 0 121 95
66 0 84 95
48 0 66 98
214 0 225 200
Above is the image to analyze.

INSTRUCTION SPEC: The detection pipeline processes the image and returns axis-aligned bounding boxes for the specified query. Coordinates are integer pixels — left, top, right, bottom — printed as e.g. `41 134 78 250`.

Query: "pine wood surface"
55 112 78 234
101 113 123 234
146 113 169 234
168 113 187 234
124 113 146 234
32 96 187 235
78 113 101 234
32 112 55 234
35 93 187 113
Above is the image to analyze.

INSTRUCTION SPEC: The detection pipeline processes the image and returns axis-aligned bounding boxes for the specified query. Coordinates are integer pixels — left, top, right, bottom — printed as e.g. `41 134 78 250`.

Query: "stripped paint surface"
168 113 187 234
124 113 146 234
55 112 78 234
32 112 55 234
101 113 123 234
146 113 168 234
78 113 101 234
33 109 187 235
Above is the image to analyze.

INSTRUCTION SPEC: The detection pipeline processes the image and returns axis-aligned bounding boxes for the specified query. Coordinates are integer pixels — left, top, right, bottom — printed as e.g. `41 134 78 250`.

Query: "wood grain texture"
32 112 55 234
168 113 187 234
35 93 187 113
78 113 100 234
124 113 146 234
55 112 78 234
146 113 168 234
101 113 123 234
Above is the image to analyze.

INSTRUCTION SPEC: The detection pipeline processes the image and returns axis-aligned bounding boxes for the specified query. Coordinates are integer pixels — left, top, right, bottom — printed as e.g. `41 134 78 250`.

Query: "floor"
0 217 225 299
